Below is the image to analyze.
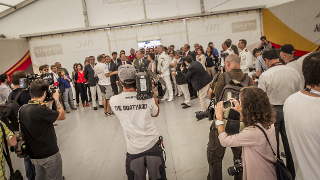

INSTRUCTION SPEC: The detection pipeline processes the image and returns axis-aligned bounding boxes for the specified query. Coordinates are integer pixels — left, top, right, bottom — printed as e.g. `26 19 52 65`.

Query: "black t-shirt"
20 103 59 159
10 88 31 106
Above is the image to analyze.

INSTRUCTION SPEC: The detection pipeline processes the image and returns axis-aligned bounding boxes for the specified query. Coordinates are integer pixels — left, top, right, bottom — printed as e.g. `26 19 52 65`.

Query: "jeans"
31 152 63 180
24 155 36 180
207 127 242 180
273 106 296 179
76 83 88 104
62 88 75 111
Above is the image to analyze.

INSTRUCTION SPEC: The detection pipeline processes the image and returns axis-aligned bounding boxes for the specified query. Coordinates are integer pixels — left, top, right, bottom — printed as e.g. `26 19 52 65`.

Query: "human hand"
180 66 184 71
158 70 162 74
173 72 177 76
116 81 118 85
113 71 118 74
64 76 68 80
230 98 241 113
215 101 225 120
52 89 60 101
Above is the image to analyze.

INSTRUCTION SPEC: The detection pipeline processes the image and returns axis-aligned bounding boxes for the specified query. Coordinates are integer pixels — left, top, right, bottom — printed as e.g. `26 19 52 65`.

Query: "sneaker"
161 98 168 101
99 105 104 108
167 98 173 102
177 94 182 97
66 110 70 113
83 103 86 107
86 103 90 107
182 104 191 109
94 107 98 110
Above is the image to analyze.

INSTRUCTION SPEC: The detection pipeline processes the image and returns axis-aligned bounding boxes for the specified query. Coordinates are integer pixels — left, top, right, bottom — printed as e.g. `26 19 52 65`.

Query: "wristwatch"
215 120 224 126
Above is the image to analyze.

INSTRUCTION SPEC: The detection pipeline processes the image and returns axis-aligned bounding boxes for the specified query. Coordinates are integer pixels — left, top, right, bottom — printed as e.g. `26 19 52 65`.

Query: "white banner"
29 31 110 74
187 10 261 53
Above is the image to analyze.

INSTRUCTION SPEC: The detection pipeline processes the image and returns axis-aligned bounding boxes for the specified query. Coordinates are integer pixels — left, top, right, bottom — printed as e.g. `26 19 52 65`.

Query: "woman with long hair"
196 47 206 68
215 87 277 180
74 63 90 107
72 63 80 106
147 53 158 96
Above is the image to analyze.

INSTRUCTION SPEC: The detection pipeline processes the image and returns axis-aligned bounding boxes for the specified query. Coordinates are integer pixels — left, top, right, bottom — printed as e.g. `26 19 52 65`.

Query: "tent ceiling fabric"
0 0 26 13
0 0 295 39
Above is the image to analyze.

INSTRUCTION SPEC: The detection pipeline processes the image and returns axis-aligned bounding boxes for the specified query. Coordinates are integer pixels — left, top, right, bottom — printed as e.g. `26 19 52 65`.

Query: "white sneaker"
167 98 173 102
161 98 168 101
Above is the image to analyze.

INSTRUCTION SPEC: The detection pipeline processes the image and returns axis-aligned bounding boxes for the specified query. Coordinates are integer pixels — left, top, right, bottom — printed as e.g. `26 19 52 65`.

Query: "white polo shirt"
110 92 159 154
258 64 302 105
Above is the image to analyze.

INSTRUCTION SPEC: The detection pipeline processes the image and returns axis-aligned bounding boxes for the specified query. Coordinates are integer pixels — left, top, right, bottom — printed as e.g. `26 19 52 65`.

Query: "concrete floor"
8 96 242 180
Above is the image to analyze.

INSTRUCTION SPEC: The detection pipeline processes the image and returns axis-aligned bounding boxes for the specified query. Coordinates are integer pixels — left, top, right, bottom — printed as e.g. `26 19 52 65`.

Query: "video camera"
19 73 58 101
136 71 153 100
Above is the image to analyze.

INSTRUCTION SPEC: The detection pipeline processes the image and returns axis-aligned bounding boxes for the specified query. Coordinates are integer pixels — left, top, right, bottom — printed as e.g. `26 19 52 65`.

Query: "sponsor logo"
76 40 94 48
314 24 320 32
34 44 63 57
232 20 257 33
203 24 220 32
103 0 132 4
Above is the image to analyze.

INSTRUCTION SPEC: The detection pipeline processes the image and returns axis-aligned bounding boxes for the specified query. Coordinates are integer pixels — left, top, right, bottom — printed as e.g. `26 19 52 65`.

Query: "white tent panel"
29 31 110 74
145 0 201 20
108 26 139 54
203 0 294 13
156 20 188 49
0 0 84 38
86 0 145 27
187 10 261 53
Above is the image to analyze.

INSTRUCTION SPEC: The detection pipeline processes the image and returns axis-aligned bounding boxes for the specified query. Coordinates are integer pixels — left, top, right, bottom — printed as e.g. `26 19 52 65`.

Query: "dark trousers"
75 83 80 104
111 84 118 95
188 82 197 98
24 155 36 180
126 143 166 180
273 106 296 179
207 127 242 180
77 83 88 104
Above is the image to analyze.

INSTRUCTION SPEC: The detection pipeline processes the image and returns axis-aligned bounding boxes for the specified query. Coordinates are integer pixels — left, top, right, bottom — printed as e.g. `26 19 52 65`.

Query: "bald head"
225 54 240 72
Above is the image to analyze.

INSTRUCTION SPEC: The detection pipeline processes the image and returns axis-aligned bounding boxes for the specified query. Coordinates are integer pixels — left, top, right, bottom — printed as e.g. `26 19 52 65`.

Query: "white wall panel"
187 11 261 53
145 0 201 20
0 0 84 38
29 31 109 74
157 21 187 49
86 0 145 27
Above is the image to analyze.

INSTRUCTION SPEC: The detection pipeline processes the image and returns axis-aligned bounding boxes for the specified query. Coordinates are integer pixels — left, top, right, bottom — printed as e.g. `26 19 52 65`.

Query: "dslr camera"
228 159 243 176
10 130 27 158
19 73 58 101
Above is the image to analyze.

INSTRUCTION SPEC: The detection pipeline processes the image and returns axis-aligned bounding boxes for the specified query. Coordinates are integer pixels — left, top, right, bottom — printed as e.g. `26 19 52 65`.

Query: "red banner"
4 51 32 79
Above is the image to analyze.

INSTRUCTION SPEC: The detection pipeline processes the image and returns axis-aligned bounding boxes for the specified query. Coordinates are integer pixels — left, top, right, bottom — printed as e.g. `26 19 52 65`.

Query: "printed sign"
34 44 63 57
232 20 257 33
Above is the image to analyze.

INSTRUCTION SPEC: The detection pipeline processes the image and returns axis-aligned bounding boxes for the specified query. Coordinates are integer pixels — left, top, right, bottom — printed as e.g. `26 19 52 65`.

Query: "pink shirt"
219 123 277 180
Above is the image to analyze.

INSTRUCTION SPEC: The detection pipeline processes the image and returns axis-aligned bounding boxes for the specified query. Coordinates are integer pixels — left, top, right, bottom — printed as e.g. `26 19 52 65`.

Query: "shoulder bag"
255 125 292 180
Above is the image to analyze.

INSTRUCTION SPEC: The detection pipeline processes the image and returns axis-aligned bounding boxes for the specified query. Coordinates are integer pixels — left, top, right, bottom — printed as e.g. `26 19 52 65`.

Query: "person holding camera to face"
19 80 66 180
216 87 277 180
258 36 272 51
110 64 166 180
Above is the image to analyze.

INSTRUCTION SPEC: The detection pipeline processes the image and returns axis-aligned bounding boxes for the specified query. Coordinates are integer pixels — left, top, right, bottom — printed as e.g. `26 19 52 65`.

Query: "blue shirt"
57 75 72 89
213 48 219 58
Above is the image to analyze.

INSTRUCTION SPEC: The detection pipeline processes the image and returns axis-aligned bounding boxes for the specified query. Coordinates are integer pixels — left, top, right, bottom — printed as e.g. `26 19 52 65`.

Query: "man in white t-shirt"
284 52 320 180
110 64 166 180
94 55 117 115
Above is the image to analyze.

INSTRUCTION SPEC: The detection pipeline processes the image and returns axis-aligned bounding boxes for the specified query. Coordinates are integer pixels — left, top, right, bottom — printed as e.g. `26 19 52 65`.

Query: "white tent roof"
0 0 26 13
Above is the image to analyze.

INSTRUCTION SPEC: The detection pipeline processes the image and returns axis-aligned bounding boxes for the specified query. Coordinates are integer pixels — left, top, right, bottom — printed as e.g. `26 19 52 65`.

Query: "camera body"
19 73 57 101
228 159 243 176
10 131 28 158
136 72 153 100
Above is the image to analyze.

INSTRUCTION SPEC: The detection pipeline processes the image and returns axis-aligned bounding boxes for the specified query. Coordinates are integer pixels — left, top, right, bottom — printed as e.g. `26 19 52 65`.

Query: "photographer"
19 80 65 180
0 121 17 179
216 87 277 180
258 36 272 51
110 65 166 180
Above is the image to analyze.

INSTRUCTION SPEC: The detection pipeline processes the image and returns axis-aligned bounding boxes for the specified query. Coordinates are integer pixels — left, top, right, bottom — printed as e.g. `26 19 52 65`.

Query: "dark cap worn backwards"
280 44 295 54
118 64 136 83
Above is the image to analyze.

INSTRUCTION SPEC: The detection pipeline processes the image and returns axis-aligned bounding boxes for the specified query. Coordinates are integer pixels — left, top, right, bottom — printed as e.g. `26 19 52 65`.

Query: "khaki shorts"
99 85 113 99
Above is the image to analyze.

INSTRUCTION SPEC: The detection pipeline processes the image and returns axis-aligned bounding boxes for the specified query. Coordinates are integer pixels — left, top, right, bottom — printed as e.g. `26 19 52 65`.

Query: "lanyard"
28 100 46 105
270 62 284 68
305 88 320 96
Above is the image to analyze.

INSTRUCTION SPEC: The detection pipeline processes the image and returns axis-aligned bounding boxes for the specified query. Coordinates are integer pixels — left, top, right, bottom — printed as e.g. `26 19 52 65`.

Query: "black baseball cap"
280 44 295 54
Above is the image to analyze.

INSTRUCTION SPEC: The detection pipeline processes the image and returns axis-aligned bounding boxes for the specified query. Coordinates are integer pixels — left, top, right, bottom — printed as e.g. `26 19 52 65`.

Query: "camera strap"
0 122 14 174
305 87 320 96
28 100 46 105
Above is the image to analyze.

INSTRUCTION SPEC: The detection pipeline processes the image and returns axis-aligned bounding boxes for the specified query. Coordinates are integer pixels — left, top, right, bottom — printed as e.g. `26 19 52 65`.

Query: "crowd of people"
0 35 319 180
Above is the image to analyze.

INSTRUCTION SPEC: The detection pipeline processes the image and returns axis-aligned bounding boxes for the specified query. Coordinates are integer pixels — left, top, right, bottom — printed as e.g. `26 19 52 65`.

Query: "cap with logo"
280 44 295 54
118 64 136 83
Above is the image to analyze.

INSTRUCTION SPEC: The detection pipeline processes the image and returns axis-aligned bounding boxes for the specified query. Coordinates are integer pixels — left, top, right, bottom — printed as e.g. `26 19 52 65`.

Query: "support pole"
82 0 89 27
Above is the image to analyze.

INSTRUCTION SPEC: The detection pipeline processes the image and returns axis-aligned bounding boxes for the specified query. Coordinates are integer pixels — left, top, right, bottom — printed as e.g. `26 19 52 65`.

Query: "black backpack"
218 72 250 135
0 90 25 132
